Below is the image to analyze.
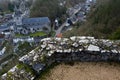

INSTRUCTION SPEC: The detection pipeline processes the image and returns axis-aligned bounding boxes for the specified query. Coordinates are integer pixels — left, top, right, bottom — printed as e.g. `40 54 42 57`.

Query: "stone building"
13 0 51 34
0 0 51 35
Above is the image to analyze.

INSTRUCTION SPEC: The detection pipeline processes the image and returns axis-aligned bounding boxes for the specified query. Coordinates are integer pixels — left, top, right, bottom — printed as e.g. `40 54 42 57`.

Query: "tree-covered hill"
63 0 120 39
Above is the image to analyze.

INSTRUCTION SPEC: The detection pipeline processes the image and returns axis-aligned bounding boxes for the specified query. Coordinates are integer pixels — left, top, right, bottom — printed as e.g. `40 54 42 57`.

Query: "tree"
0 0 10 12
8 2 14 12
30 0 67 21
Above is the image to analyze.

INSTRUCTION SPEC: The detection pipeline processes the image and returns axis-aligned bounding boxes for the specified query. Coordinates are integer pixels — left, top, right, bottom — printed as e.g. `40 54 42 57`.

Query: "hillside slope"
63 0 120 39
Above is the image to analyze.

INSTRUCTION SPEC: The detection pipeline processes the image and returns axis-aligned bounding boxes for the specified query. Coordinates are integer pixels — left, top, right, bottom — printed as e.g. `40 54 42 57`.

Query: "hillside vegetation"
30 0 85 21
63 0 120 39
0 0 14 14
30 0 66 21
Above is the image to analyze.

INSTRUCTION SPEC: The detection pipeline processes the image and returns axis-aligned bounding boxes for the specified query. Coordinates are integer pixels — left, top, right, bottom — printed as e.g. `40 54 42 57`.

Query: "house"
13 37 34 43
0 24 11 35
0 21 15 36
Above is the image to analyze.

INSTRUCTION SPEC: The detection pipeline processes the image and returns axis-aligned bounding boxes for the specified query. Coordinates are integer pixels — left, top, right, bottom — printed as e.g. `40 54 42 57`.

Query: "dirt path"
40 62 120 80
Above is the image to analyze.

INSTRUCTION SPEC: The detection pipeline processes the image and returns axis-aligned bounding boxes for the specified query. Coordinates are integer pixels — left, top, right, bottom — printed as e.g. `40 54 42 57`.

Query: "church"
13 0 51 34
0 0 51 35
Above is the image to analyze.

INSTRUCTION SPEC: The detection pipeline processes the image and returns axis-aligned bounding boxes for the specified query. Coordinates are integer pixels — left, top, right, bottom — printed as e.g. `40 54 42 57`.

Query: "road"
55 4 82 36
55 0 96 37
55 21 67 36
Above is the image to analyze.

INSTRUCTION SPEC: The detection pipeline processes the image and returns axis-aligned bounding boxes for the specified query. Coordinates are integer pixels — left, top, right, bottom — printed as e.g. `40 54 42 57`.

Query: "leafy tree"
110 27 120 40
8 2 14 12
0 0 10 12
30 0 67 21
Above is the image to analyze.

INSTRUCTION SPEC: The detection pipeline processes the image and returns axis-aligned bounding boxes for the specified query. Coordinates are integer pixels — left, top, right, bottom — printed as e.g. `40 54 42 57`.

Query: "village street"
55 0 93 37
55 3 83 36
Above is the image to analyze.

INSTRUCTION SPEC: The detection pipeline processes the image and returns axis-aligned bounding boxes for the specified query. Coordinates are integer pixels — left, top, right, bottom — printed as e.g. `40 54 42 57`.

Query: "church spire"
19 0 26 12
14 5 17 12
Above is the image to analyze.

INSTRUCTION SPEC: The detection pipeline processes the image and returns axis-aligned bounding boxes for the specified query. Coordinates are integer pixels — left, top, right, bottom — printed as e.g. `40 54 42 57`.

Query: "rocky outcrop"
1 36 120 80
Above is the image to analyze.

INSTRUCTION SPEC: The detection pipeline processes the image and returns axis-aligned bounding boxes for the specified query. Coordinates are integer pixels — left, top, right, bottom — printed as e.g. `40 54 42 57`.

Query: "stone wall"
53 51 120 62
1 36 120 80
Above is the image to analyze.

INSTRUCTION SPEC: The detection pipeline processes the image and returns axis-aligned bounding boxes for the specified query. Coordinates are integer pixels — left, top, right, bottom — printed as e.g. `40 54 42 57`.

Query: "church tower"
13 0 29 26
13 5 22 26
19 0 26 13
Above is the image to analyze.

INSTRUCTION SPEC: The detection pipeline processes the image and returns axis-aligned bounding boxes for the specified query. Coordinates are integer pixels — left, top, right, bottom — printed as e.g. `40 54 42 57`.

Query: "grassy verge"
16 63 36 75
15 31 47 37
30 31 47 37
15 34 24 37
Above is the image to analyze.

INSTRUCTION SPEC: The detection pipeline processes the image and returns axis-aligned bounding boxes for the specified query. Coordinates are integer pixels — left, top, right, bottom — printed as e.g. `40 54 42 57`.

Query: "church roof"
14 10 22 17
22 17 50 27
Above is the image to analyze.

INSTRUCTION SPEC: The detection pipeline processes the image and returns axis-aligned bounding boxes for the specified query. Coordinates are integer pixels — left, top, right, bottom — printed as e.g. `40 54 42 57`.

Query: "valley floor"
39 62 120 80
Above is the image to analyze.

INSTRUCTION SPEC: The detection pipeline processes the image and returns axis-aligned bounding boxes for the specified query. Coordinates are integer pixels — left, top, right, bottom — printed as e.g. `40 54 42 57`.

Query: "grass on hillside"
30 31 47 37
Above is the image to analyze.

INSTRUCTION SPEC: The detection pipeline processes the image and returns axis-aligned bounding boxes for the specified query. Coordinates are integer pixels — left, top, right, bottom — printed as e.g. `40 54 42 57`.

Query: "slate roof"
22 17 50 27
0 25 8 29
0 24 10 32
14 10 22 17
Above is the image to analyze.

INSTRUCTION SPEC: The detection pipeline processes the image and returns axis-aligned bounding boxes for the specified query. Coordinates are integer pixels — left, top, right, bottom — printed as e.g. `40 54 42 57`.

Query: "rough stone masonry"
1 36 120 80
